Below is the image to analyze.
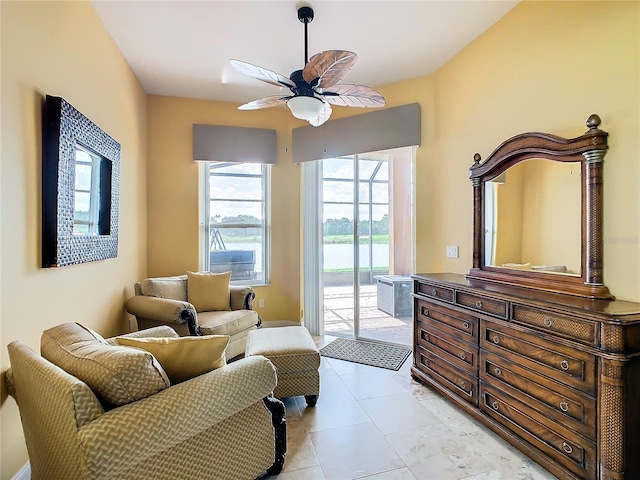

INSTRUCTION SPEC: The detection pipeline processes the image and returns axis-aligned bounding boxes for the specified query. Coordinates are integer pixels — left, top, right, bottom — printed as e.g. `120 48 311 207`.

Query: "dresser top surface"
413 273 640 318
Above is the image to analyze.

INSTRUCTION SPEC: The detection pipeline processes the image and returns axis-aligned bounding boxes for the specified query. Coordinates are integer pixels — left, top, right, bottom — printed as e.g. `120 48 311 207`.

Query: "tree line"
213 214 389 236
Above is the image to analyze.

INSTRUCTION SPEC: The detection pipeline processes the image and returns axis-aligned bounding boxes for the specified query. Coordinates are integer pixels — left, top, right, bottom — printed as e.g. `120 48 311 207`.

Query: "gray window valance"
292 103 421 163
192 124 277 164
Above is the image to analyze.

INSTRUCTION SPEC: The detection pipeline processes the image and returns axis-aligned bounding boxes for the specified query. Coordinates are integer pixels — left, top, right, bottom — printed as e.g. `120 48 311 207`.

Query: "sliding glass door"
322 155 391 341
303 147 414 345
321 156 359 338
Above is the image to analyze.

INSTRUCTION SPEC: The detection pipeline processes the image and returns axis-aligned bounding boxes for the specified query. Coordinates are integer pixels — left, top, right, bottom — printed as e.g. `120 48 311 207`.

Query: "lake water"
322 243 389 270
223 243 390 272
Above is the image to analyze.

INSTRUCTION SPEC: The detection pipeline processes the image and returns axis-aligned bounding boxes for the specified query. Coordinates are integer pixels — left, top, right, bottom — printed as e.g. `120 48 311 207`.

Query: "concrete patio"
323 284 412 346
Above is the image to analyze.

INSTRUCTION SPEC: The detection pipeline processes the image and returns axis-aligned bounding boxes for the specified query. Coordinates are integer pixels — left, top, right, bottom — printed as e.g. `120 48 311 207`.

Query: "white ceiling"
92 1 519 105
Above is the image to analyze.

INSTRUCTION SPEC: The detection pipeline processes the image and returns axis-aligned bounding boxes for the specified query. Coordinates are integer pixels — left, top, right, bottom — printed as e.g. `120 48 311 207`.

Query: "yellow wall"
424 0 639 300
146 96 301 322
0 1 148 477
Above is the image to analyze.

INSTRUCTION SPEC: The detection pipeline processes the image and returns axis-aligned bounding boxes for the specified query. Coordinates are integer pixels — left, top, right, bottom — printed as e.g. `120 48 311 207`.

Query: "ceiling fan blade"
230 59 295 89
321 84 386 108
237 95 291 110
302 50 357 89
308 101 332 127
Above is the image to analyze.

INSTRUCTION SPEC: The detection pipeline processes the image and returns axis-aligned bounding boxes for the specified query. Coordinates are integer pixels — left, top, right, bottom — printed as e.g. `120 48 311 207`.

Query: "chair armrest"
7 341 105 428
119 325 179 339
125 296 195 325
78 355 277 478
230 285 256 310
105 326 179 346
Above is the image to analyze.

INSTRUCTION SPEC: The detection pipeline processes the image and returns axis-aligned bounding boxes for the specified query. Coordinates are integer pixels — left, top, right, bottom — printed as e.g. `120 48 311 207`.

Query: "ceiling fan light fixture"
287 95 323 121
229 5 384 126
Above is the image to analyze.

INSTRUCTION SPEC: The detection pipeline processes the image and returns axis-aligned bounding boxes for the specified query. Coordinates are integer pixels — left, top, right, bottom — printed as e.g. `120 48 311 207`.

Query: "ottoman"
246 326 320 407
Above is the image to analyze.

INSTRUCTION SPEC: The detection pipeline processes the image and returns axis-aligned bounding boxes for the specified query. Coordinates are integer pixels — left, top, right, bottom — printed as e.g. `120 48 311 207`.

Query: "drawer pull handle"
460 352 466 361
543 317 553 327
423 358 430 367
423 333 430 342
492 401 499 411
475 301 483 308
560 360 569 371
494 367 502 376
421 306 428 316
559 401 569 412
462 321 470 330
562 442 573 455
493 336 500 345
432 289 438 297
460 381 467 390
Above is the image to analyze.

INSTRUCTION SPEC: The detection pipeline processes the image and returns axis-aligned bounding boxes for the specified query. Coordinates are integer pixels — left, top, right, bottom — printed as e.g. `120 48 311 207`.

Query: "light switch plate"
446 246 459 258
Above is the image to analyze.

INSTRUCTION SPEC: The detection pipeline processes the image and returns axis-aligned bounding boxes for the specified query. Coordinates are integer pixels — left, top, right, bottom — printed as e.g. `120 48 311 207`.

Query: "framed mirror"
42 95 120 267
467 114 612 299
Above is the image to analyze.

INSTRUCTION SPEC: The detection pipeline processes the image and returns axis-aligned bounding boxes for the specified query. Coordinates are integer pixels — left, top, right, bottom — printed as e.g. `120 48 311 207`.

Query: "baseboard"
261 320 302 328
12 463 30 480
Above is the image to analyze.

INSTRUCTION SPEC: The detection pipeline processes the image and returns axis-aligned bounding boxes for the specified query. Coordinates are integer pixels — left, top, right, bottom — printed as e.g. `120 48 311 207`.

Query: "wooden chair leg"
263 396 286 475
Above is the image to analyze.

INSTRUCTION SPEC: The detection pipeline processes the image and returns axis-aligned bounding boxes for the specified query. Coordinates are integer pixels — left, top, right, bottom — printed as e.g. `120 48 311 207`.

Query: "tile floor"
273 335 557 480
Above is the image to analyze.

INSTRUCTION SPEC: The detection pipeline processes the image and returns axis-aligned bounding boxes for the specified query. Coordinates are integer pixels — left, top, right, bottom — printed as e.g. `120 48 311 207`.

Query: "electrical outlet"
258 299 265 308
446 246 459 258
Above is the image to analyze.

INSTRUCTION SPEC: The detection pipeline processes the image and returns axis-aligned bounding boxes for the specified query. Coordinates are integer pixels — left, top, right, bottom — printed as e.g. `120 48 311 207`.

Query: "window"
484 181 497 266
200 162 270 285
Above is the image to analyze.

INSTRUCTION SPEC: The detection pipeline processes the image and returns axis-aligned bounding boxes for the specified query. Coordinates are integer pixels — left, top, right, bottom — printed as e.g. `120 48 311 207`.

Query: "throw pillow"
187 271 231 312
501 262 532 270
41 323 170 407
115 335 230 384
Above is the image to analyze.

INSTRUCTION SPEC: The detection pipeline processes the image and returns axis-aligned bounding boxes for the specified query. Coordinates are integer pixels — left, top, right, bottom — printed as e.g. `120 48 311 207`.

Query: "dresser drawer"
417 324 478 373
456 291 508 319
415 281 454 303
481 323 596 395
416 299 477 343
415 345 477 406
512 305 599 347
480 350 596 439
480 383 596 480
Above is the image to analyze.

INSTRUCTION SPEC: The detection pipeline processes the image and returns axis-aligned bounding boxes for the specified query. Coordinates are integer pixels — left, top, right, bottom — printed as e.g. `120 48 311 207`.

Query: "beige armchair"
5 324 286 480
125 275 260 359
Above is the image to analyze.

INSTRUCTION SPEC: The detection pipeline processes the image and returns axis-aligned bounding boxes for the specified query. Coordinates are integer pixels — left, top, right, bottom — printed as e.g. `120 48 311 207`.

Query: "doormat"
319 338 411 371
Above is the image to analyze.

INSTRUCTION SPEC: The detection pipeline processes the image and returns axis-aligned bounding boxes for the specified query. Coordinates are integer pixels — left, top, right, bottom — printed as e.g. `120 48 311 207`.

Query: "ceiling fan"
229 5 385 127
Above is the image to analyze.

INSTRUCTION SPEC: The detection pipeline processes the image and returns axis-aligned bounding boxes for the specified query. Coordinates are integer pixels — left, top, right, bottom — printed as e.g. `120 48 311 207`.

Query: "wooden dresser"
411 273 640 480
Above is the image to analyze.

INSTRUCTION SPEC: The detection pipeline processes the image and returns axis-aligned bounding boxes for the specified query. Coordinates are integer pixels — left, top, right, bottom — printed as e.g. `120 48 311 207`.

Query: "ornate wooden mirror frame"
467 114 613 299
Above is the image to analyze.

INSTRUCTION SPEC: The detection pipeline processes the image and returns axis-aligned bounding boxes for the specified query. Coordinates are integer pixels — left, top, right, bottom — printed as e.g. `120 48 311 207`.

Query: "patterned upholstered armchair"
125 274 260 359
5 324 286 480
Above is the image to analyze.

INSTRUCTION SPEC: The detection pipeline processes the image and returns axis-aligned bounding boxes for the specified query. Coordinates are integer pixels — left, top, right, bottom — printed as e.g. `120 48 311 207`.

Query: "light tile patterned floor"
323 285 412 346
273 335 558 480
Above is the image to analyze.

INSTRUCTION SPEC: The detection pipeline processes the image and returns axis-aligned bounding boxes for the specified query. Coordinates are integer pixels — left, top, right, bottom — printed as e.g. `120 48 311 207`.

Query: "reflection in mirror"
74 146 100 234
484 159 581 276
73 145 111 236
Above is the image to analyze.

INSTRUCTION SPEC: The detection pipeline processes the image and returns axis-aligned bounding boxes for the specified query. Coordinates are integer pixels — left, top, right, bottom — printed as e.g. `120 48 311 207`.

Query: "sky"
208 157 390 223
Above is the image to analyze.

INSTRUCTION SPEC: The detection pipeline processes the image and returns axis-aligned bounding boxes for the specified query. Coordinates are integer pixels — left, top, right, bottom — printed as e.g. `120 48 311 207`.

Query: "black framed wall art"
42 95 120 267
